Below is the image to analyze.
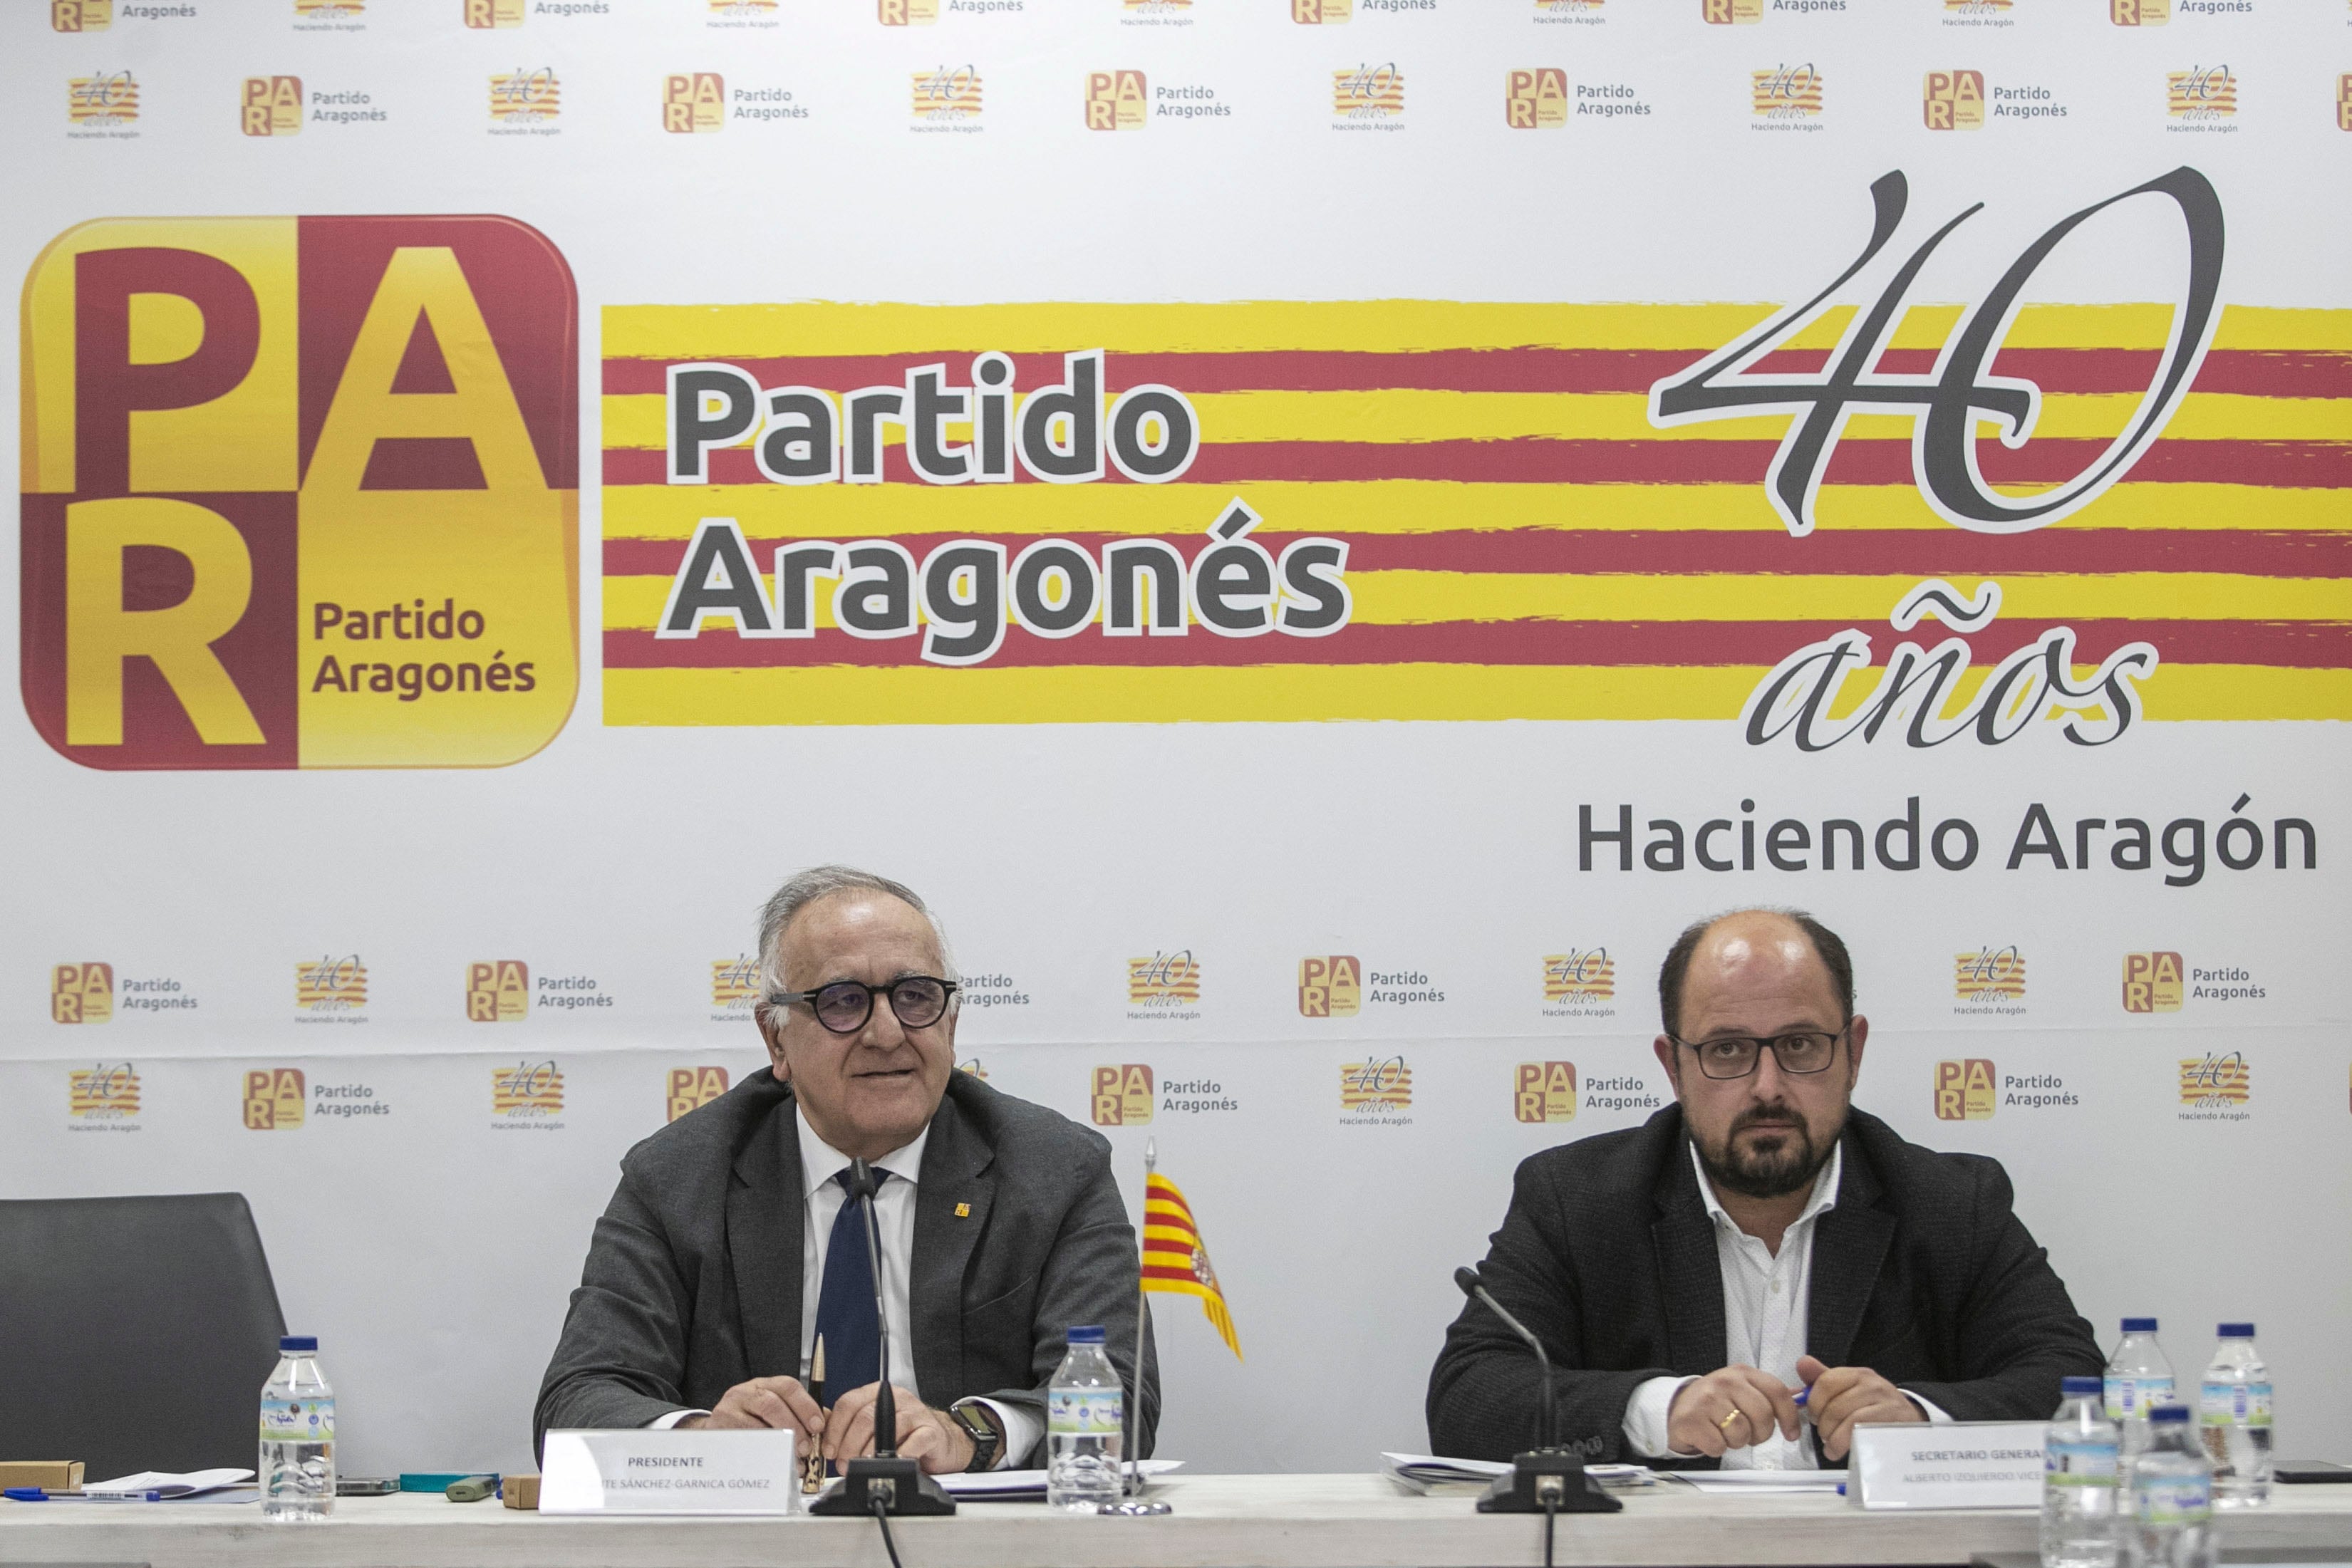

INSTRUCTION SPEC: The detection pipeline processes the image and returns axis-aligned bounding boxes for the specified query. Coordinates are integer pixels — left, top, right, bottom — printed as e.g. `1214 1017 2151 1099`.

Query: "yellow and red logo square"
2123 952 2184 1013
1934 1059 1996 1120
880 0 939 23
494 1059 564 1116
1298 956 1360 1017
68 72 138 127
667 1066 730 1122
1515 1061 1577 1123
712 956 761 1008
52 962 114 1023
663 73 725 133
1506 68 1568 129
1924 70 1984 130
1543 950 1614 1002
2180 1053 2248 1106
1292 0 1350 21
1753 63 1823 117
51 0 111 31
1702 0 1760 23
69 1061 140 1117
1092 1064 1154 1125
296 955 368 1011
1954 947 2026 1001
243 77 304 137
466 960 530 1022
1086 71 1147 130
2110 0 2167 24
464 0 523 25
244 1067 306 1128
1128 952 1200 1004
1342 1056 1411 1111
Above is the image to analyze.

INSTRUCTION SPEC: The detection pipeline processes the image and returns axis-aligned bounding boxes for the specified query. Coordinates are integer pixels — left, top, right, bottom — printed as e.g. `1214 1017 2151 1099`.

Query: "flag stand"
1097 1135 1172 1517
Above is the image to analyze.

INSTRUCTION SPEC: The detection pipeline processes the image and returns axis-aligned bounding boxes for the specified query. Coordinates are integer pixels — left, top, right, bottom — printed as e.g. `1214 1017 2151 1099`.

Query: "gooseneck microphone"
1450 1263 1620 1523
809 1157 955 1519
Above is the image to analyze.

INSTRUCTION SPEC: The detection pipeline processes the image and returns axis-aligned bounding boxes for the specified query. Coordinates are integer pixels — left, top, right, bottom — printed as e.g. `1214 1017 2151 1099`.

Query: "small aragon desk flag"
1141 1161 1242 1360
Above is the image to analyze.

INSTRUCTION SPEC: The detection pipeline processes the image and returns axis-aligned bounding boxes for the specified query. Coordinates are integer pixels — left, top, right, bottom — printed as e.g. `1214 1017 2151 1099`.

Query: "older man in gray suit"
536 866 1157 1473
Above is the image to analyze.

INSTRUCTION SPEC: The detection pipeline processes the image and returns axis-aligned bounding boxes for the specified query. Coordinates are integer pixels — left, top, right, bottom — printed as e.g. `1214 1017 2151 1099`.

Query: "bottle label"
2046 1438 2120 1486
1047 1388 1121 1435
260 1396 334 1443
2105 1375 2174 1421
2200 1381 2272 1428
2135 1475 2212 1526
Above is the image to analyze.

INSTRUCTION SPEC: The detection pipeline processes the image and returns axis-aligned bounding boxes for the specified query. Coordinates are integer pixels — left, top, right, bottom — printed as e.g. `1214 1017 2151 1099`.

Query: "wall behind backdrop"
5 0 2349 1479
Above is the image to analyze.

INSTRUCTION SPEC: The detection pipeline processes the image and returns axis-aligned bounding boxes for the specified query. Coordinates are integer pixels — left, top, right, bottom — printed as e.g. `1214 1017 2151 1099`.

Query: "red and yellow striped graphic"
600 298 2352 726
1141 1172 1240 1359
2167 66 2236 118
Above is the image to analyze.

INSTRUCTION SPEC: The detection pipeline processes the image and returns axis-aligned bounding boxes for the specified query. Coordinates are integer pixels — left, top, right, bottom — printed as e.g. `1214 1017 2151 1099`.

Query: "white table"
4 1473 2349 1568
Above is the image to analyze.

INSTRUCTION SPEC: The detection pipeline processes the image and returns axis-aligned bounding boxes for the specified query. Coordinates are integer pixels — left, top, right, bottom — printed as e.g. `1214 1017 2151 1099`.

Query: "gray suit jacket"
534 1066 1159 1463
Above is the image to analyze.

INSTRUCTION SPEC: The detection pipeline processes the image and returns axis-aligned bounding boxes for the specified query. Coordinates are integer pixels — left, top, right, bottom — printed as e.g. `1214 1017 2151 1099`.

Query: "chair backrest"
0 1193 286 1480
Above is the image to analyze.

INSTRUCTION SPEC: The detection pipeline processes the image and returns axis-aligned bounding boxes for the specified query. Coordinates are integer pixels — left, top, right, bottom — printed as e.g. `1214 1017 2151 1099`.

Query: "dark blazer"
535 1066 1159 1463
1426 1105 2100 1465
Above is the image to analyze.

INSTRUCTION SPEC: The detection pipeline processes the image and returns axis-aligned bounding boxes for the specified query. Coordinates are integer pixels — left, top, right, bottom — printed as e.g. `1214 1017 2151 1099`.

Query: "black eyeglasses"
770 975 958 1035
1667 1024 1849 1081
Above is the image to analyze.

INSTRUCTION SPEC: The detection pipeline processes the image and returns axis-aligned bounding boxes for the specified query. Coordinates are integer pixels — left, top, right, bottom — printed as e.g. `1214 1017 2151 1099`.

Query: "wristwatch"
948 1399 1003 1473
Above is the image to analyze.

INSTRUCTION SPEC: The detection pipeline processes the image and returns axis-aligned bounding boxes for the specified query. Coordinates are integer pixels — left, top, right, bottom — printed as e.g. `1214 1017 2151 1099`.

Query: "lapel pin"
955 1202 971 1217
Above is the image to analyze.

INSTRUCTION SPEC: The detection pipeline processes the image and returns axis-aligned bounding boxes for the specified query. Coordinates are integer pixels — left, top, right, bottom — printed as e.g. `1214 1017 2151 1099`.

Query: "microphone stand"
810 1158 956 1517
1451 1266 1620 1517
1096 1136 1171 1517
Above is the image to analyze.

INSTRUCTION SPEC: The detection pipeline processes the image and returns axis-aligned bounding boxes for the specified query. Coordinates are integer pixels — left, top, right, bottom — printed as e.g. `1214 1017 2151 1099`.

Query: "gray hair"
753 866 957 1019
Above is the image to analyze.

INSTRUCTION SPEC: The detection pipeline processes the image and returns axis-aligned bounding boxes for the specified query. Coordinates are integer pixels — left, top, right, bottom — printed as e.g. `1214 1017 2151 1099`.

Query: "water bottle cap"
2148 1405 2190 1424
2120 1317 2158 1333
1067 1325 1105 1344
2061 1376 2103 1397
2218 1322 2254 1338
279 1336 318 1352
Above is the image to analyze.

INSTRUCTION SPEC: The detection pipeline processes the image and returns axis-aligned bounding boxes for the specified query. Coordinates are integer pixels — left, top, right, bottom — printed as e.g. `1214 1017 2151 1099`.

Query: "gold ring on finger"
1719 1408 1747 1435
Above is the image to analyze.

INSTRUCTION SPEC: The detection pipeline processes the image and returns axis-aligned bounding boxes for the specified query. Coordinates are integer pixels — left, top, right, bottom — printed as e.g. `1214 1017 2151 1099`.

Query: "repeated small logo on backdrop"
68 72 139 129
52 0 111 30
68 1061 140 1122
1945 0 2009 12
296 956 368 1014
1128 951 1201 1006
1121 0 1193 22
1934 1059 1996 1120
1340 1056 1412 1113
1535 0 1603 17
1086 71 1148 129
2110 0 2167 23
1924 70 1984 130
492 1058 564 1120
1298 956 1362 1017
665 1066 729 1122
244 1068 306 1129
881 0 941 23
2123 952 2185 1013
1514 1061 1578 1123
1752 63 1823 119
242 77 304 137
2180 1052 2249 1109
51 963 114 1024
296 0 366 19
711 956 760 1013
663 72 725 132
912 66 983 122
708 0 779 18
465 960 530 1022
465 0 524 25
1292 0 1350 21
490 68 561 125
1092 1064 1155 1125
1701 0 1761 23
1954 945 2026 1004
1333 63 1404 121
1506 68 1568 128
1543 950 1615 1003
2168 65 2237 122
2339 75 2352 131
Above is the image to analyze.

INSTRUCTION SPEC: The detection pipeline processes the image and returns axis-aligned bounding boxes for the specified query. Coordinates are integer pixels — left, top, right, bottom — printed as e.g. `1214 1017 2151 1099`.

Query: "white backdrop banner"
3 0 2348 1479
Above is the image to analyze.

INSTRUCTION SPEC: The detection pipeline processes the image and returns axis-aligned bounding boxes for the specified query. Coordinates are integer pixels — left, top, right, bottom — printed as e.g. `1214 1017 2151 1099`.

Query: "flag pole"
1100 1135 1171 1515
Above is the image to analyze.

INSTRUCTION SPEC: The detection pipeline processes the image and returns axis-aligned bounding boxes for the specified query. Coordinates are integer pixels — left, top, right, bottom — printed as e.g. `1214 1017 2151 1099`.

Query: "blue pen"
1793 1388 1809 1408
4 1487 49 1502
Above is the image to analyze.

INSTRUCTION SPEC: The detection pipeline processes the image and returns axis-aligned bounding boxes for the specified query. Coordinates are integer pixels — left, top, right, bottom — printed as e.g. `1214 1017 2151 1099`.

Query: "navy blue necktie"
812 1168 886 1408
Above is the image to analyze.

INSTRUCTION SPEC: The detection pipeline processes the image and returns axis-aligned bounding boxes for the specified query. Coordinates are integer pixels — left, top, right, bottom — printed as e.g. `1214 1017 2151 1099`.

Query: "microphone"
809 1157 955 1518
1451 1264 1620 1519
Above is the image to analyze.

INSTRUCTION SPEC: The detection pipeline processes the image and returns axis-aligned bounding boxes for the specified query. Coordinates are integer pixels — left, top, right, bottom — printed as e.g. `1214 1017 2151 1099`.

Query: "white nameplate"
540 1429 801 1516
1846 1421 2046 1510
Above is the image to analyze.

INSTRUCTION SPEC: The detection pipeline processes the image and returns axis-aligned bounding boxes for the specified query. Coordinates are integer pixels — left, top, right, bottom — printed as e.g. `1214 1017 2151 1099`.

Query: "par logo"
711 955 760 1009
1543 949 1614 1002
1298 955 1361 1017
52 962 115 1023
1505 68 1568 129
68 1061 140 1118
1702 0 1761 22
663 73 725 133
20 215 579 769
68 71 138 128
2123 952 2185 1013
1515 1061 1577 1123
2168 65 2235 118
912 66 981 120
665 1065 729 1121
1954 946 2026 1002
52 0 111 30
2110 0 2167 23
1092 1063 1154 1125
1924 70 1984 130
1292 0 1349 20
880 0 940 23
2180 1052 2249 1106
1753 63 1823 118
1934 1058 1996 1120
243 77 305 137
2339 74 2352 132
466 960 530 1022
244 1067 306 1128
1341 1055 1411 1111
464 0 524 24
493 1058 563 1116
296 955 367 1012
1128 951 1201 1005
1086 70 1147 130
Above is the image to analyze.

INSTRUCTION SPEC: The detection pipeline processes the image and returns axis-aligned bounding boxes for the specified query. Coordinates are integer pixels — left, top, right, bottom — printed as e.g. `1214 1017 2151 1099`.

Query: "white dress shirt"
1620 1143 1949 1468
650 1107 1037 1468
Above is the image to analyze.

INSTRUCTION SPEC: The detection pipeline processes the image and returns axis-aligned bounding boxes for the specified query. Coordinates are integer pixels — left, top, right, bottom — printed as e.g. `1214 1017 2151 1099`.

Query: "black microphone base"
808 1455 958 1517
1476 1450 1622 1515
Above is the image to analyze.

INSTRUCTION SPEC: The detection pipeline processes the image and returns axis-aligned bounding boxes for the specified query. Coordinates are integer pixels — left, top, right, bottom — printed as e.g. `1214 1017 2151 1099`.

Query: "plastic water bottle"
260 1336 335 1520
2105 1318 2175 1465
2042 1376 2121 1568
1045 1325 1123 1514
2128 1406 2214 1568
2200 1323 2272 1508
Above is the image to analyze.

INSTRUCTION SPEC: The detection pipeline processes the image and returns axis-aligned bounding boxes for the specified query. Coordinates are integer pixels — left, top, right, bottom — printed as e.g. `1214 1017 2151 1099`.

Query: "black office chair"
0 1193 287 1480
